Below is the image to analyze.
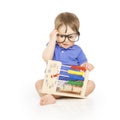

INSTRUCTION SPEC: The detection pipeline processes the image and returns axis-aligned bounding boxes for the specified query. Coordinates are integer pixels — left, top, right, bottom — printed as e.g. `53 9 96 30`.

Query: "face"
57 25 78 49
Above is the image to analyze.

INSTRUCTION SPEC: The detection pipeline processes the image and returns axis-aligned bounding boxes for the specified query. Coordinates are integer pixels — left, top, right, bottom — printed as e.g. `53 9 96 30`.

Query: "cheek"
69 42 74 46
57 38 63 43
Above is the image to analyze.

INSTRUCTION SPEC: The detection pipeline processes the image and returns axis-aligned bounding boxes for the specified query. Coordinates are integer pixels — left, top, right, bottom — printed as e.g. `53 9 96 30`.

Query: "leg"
35 80 61 105
85 80 95 96
35 80 44 97
35 80 95 105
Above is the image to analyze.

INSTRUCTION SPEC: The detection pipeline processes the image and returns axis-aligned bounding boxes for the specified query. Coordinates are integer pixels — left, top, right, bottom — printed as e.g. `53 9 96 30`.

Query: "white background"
0 0 120 120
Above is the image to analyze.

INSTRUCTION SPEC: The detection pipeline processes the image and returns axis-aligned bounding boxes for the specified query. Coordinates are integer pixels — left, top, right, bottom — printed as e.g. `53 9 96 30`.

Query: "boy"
35 12 95 105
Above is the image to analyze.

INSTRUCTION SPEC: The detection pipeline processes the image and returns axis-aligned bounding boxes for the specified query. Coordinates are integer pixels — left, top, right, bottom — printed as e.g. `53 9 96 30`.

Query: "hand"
49 29 58 42
81 62 94 71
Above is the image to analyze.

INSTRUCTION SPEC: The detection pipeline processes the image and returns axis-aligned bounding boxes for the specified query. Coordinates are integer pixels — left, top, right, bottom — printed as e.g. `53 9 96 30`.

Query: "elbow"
42 55 47 62
42 55 52 63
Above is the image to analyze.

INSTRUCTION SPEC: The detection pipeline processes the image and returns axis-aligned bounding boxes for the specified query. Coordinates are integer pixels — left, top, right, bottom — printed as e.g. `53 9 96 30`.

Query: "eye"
68 35 74 39
60 35 65 38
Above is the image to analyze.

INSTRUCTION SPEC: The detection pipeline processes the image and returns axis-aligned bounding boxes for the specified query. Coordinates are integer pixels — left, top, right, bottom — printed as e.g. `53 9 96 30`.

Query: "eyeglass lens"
57 32 80 43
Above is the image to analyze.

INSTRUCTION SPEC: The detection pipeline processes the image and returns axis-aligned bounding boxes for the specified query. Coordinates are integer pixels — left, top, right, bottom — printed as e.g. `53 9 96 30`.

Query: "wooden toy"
41 60 89 98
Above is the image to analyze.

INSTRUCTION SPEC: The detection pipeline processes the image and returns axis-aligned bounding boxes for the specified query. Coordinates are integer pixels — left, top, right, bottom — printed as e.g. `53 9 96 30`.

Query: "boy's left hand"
81 63 94 71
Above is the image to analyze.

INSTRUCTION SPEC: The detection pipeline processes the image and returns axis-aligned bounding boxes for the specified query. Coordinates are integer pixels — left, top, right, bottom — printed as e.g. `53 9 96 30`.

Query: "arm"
42 29 58 62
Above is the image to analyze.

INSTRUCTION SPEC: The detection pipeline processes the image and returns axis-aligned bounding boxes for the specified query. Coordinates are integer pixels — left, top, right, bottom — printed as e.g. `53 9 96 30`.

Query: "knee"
85 80 95 96
35 80 43 90
35 80 39 89
88 80 95 90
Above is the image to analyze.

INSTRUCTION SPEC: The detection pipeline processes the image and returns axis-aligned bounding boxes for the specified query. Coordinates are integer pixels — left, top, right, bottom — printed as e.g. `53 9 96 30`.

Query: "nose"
64 37 69 42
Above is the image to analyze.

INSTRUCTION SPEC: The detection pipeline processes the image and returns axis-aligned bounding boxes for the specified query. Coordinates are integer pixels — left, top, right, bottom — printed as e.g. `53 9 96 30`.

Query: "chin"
62 45 71 49
58 43 73 49
61 44 68 48
64 46 70 49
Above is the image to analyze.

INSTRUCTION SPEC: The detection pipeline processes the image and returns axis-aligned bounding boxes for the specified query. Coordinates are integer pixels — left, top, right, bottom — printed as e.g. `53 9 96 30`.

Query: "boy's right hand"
49 29 58 42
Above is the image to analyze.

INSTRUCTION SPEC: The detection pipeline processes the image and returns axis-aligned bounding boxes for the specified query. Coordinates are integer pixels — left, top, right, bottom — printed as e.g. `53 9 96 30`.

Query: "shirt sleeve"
77 48 88 65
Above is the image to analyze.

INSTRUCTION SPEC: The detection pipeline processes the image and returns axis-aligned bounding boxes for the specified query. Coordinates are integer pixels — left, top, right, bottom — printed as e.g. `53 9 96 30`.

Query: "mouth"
58 42 71 48
63 43 68 46
61 43 70 48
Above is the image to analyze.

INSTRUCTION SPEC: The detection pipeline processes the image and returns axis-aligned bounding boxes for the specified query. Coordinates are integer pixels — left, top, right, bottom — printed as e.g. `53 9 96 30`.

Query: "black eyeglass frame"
56 32 80 43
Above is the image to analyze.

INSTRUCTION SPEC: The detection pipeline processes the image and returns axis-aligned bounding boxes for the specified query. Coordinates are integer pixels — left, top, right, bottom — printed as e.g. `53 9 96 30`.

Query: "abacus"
41 60 89 98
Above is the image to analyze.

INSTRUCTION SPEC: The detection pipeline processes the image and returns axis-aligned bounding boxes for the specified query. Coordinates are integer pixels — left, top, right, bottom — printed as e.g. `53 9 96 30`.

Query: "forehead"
58 25 75 34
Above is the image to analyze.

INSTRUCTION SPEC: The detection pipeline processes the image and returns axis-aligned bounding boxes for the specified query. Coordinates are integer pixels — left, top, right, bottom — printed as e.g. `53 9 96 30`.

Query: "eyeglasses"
57 32 80 43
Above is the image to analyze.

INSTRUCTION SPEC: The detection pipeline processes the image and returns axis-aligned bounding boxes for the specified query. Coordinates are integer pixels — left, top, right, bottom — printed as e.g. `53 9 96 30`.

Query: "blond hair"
54 12 80 32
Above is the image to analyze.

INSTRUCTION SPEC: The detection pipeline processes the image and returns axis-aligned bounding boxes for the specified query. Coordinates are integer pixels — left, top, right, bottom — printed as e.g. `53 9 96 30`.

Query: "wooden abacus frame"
41 60 89 98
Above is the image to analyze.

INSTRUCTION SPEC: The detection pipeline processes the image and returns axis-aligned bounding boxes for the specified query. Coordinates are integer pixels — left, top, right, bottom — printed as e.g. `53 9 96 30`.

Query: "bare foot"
40 94 56 105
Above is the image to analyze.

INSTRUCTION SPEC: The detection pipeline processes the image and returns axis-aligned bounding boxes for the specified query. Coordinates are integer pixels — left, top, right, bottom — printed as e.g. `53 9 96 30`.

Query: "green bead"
67 81 83 87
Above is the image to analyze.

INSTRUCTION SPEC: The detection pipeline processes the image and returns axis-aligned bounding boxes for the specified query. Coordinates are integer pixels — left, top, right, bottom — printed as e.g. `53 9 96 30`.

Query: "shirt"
53 43 87 66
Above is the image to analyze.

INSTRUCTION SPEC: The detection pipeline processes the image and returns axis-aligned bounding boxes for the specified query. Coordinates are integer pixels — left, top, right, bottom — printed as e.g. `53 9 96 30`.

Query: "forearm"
42 29 58 62
42 40 56 62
